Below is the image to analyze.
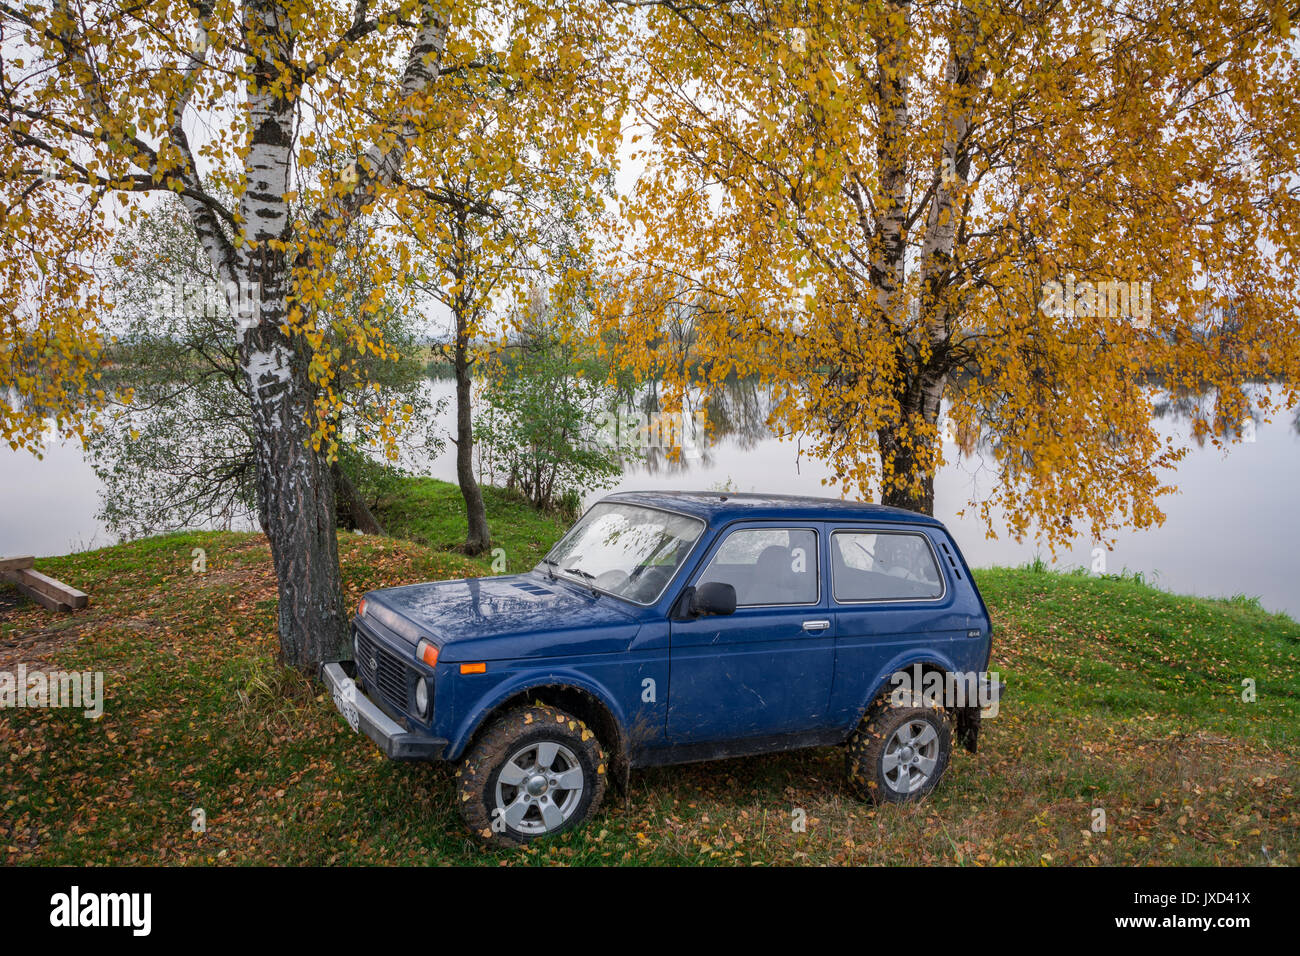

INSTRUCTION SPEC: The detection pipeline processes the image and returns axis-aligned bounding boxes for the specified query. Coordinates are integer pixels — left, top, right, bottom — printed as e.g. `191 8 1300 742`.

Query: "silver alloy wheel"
882 719 940 794
494 740 586 835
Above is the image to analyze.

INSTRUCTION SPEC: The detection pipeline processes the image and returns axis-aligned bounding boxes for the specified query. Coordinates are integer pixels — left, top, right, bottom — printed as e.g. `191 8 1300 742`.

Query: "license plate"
333 676 361 733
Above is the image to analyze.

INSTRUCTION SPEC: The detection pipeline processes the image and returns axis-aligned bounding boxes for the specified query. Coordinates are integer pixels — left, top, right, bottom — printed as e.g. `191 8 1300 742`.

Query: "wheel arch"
448 674 631 793
852 652 960 727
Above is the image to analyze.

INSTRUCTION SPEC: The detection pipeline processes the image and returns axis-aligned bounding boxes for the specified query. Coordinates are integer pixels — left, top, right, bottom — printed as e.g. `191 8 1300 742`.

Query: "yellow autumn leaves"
598 0 1300 544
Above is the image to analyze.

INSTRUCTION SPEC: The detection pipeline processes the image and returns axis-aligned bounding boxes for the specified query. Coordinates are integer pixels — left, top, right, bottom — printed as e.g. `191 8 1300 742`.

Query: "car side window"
832 531 944 601
698 528 818 606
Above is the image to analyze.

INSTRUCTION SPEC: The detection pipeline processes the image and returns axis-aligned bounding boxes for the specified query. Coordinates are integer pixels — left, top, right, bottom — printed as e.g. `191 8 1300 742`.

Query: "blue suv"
323 491 997 843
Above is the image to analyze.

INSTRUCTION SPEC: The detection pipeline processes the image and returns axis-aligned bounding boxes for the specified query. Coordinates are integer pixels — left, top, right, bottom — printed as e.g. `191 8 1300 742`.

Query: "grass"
1 482 1297 865
372 476 569 574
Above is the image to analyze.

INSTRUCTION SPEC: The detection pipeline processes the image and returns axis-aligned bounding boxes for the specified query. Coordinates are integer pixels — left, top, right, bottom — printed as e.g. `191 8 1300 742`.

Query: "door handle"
802 619 831 631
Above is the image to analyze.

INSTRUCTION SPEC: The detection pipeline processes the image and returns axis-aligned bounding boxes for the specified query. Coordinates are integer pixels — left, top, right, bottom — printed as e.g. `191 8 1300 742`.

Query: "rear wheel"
845 699 951 803
456 704 607 844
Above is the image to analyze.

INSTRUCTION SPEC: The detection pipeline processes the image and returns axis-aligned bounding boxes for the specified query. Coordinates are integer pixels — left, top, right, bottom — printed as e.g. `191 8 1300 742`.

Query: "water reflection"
596 378 1300 620
616 377 784 476
1151 385 1300 445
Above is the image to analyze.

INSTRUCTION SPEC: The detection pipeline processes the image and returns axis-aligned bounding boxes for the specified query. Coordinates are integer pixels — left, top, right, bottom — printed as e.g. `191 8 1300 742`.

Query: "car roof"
601 490 944 527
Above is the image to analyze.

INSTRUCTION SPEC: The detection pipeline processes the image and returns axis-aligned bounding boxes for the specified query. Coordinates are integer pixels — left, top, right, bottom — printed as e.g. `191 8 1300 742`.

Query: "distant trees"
475 291 621 514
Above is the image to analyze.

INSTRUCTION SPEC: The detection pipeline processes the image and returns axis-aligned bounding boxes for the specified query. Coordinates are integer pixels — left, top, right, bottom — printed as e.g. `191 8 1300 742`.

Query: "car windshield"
539 502 705 604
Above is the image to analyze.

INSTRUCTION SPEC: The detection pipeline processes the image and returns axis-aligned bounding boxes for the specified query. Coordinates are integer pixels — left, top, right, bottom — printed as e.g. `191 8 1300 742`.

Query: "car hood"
361 571 642 662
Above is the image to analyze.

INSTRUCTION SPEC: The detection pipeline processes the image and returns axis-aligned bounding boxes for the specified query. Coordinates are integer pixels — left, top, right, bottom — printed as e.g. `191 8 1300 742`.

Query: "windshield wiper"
563 567 600 597
539 557 558 581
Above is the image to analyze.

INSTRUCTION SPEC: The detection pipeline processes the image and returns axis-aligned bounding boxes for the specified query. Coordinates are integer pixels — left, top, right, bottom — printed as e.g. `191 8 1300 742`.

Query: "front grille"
354 625 411 717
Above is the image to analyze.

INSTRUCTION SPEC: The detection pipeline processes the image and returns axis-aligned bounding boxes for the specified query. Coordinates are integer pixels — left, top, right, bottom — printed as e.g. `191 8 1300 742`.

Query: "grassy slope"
1 484 1296 866
373 477 565 574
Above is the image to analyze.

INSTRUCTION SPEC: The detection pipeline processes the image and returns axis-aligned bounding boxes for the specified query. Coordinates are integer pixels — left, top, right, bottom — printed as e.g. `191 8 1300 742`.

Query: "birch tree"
1 0 623 669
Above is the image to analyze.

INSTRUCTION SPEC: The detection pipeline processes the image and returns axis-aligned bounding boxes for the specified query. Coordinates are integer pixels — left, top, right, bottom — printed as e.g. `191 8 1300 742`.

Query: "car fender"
852 647 963 726
445 665 630 761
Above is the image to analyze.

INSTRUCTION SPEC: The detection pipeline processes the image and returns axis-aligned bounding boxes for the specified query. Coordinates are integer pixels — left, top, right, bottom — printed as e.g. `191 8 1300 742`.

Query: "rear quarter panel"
827 524 992 727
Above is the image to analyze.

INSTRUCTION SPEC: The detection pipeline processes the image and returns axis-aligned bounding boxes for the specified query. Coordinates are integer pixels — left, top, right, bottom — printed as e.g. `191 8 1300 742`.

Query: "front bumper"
320 662 448 761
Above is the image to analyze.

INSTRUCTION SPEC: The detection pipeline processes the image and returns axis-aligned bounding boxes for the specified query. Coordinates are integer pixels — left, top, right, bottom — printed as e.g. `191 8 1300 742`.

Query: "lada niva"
323 491 997 843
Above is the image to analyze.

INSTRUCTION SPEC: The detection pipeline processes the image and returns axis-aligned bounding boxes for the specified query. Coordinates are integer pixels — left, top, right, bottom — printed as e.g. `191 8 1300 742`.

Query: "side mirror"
690 581 737 617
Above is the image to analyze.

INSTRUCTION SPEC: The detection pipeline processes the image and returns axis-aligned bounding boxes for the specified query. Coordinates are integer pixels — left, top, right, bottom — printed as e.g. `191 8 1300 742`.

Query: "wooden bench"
0 557 89 611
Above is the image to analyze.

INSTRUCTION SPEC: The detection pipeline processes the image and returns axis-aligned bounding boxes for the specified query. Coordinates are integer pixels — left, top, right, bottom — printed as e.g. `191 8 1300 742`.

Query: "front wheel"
845 700 952 804
455 704 607 844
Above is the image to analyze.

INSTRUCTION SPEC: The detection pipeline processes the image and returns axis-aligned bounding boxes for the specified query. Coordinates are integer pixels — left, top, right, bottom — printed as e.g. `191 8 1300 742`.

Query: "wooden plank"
1 573 72 611
0 556 35 573
1 568 87 609
9 568 88 609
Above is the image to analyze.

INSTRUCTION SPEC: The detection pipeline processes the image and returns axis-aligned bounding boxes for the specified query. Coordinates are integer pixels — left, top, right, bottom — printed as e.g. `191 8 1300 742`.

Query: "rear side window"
831 531 944 602
698 528 818 606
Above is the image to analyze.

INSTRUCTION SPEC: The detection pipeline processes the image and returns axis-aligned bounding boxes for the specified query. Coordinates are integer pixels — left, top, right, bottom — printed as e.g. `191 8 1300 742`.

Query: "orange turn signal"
459 662 487 675
416 639 439 667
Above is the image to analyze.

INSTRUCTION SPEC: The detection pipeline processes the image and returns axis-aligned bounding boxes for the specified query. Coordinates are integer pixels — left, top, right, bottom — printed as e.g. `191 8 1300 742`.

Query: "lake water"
2 380 1297 619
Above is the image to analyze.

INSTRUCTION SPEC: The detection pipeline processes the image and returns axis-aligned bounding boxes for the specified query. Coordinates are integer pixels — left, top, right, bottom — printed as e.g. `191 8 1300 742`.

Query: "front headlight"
415 677 430 718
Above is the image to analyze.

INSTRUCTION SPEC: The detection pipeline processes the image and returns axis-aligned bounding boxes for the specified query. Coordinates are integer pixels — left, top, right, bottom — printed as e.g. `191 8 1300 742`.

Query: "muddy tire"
845 698 951 804
455 704 607 845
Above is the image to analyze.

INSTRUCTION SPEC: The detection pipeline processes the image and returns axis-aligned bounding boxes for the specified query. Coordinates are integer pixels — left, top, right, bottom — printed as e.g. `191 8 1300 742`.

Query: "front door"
668 524 835 743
